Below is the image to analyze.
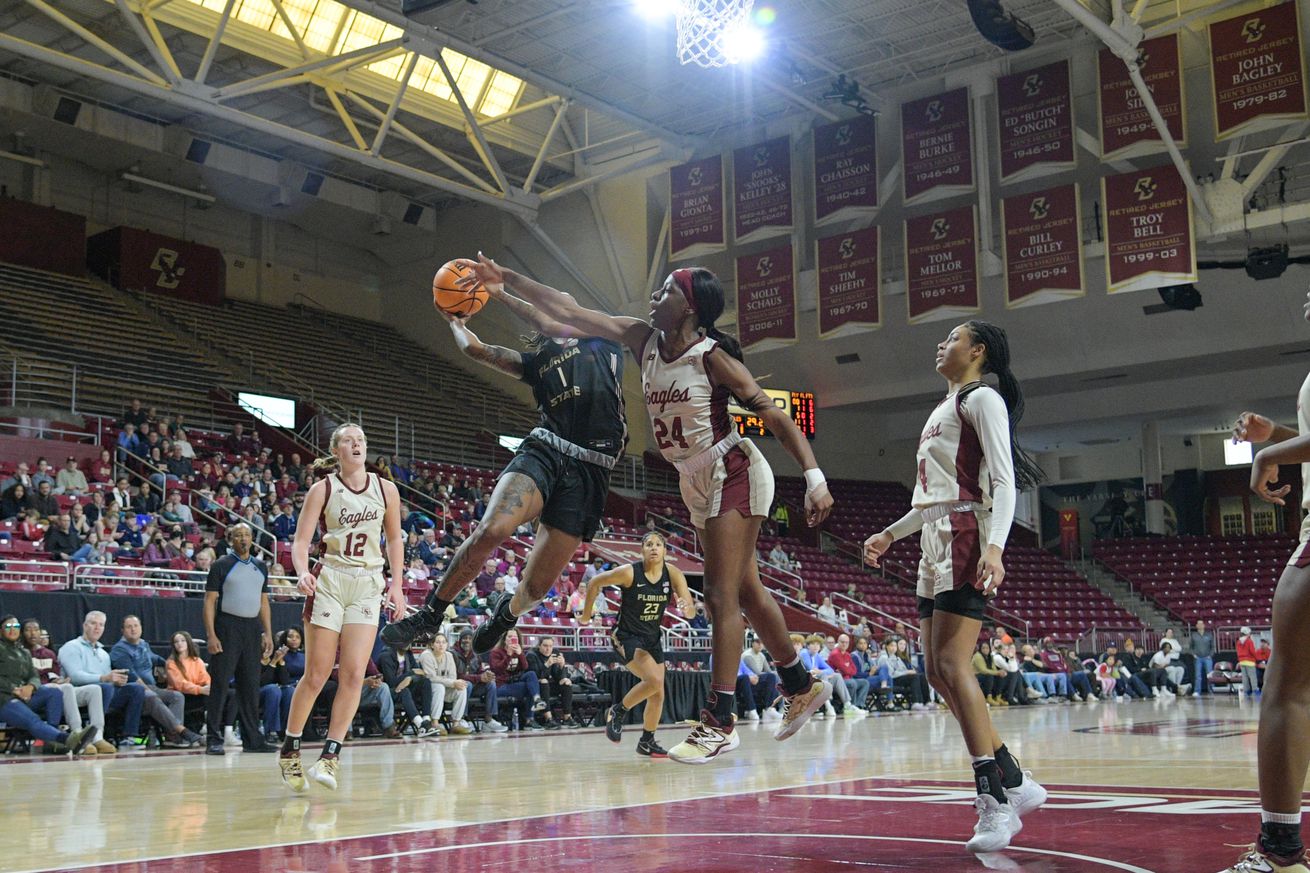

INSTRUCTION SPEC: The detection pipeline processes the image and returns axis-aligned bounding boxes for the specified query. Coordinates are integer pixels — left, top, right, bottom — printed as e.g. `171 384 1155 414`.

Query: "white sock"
1263 810 1302 825
971 755 995 765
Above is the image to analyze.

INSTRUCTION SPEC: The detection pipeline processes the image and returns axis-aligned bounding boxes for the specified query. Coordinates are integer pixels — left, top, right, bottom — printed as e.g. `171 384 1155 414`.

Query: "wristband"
804 468 827 491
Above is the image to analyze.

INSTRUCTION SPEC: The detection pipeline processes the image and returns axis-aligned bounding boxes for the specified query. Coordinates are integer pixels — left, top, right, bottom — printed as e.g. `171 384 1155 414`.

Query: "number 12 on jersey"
653 416 688 451
343 532 368 558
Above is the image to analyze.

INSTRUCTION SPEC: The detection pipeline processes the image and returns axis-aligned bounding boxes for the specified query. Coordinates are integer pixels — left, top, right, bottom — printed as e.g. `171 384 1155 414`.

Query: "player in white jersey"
277 423 405 793
864 322 1046 853
1220 289 1310 873
455 255 835 764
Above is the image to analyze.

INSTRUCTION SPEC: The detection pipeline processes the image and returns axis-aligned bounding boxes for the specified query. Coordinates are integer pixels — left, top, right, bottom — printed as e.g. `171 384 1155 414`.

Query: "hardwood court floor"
0 694 1292 873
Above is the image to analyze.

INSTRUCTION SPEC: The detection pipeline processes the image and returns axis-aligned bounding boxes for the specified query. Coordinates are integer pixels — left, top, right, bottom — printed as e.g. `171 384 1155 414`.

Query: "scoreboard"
729 389 816 440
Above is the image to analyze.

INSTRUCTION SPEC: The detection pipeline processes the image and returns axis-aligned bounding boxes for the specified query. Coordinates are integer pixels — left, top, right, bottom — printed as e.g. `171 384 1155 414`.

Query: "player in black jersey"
580 532 694 758
382 276 628 653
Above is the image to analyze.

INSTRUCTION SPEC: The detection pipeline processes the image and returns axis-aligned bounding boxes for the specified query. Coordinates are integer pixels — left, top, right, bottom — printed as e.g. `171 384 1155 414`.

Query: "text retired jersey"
319 472 386 570
521 337 627 457
1299 371 1310 510
617 560 673 637
640 332 732 462
912 383 1014 511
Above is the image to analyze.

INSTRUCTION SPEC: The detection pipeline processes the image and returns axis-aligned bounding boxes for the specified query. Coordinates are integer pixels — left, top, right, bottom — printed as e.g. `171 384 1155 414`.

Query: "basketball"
432 260 489 318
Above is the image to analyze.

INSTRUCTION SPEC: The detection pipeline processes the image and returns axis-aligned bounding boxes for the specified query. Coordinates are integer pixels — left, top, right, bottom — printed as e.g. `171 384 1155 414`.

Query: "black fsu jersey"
521 337 627 458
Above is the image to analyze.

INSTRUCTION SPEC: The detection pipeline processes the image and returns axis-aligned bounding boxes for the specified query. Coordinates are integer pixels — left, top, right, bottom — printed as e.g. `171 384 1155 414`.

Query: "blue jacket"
110 638 164 687
801 648 835 676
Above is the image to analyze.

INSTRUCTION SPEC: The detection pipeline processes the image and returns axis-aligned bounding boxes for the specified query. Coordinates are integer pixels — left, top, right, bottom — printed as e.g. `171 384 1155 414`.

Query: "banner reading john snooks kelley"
813 114 878 226
1102 164 1197 295
669 154 726 260
1209 1 1308 140
905 205 980 324
734 135 794 245
1002 184 1084 308
735 244 797 352
816 226 880 338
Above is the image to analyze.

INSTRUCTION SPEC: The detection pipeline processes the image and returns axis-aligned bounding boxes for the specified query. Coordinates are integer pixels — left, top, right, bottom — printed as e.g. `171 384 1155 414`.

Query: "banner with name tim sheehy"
901 87 974 207
735 244 796 351
669 155 726 260
1098 33 1186 160
905 205 980 324
813 114 878 226
1209 1 1308 140
816 226 880 338
733 135 793 245
1102 164 1196 295
997 60 1075 185
1001 184 1084 308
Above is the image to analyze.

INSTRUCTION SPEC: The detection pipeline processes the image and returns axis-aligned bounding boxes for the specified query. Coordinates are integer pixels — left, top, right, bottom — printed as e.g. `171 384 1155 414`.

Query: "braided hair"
962 321 1044 490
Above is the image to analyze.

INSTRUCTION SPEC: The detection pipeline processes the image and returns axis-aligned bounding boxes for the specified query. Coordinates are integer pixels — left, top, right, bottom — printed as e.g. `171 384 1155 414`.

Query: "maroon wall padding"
0 434 100 469
87 226 225 306
0 198 86 276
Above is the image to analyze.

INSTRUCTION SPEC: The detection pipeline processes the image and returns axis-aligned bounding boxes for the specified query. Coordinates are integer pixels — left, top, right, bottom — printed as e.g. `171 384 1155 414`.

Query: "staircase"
1071 557 1176 629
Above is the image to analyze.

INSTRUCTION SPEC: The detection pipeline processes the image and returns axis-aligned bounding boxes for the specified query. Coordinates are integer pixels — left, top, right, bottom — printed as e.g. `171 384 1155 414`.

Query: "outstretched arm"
495 289 585 340
1251 434 1310 505
1233 411 1298 445
440 308 524 379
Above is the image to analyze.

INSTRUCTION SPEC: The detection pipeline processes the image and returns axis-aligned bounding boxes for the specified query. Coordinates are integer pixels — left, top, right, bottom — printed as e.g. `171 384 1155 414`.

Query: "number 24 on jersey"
653 416 689 451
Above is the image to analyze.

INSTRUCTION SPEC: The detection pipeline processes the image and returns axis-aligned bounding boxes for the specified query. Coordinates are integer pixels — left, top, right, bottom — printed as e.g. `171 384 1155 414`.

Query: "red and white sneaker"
774 679 833 741
669 710 739 765
1217 845 1310 873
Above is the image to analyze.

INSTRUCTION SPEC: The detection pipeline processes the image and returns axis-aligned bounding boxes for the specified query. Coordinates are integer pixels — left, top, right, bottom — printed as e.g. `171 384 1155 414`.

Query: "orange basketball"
432 260 488 318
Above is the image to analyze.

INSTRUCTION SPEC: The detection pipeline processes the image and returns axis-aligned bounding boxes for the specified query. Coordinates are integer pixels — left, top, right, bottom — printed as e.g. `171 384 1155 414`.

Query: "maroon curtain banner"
0 198 85 276
904 205 980 324
87 226 226 305
733 135 794 244
816 226 880 338
813 114 878 226
1210 2 1308 140
1102 164 1197 295
735 244 796 351
1099 33 1186 160
669 155 726 260
997 60 1076 184
1001 183 1084 308
901 87 975 206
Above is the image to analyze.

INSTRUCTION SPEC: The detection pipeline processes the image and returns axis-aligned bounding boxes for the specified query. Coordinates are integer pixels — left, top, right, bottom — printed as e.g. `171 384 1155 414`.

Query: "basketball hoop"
677 0 755 68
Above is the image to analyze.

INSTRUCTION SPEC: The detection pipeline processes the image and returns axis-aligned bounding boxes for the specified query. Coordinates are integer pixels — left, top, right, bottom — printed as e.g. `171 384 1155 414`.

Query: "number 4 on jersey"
653 416 688 451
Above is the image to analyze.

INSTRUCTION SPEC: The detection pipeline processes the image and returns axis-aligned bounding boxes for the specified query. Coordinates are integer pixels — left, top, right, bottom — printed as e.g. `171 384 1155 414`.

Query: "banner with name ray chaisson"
904 205 980 324
1102 164 1197 295
735 244 796 351
901 87 974 206
1001 183 1084 308
733 135 794 244
816 226 880 338
1209 1 1308 140
996 60 1075 184
669 154 726 260
1099 33 1186 160
813 114 878 226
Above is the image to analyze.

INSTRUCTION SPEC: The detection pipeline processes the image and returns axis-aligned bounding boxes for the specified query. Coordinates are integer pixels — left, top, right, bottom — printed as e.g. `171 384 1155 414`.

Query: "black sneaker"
636 735 668 758
543 718 562 731
206 740 225 756
472 600 518 655
380 607 442 649
525 720 545 732
605 704 624 744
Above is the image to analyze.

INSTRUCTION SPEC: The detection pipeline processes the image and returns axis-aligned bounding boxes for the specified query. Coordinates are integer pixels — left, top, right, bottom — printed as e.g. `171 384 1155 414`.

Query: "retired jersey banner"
997 60 1076 184
1001 184 1084 308
1099 34 1186 160
733 135 794 244
902 87 975 206
813 114 879 226
1102 165 1197 295
669 155 726 260
904 206 980 324
816 226 880 338
1210 2 1308 140
735 245 796 352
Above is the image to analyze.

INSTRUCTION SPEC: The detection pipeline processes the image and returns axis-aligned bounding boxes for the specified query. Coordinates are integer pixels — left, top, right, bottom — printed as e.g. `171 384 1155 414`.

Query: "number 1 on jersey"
344 532 368 558
653 416 688 451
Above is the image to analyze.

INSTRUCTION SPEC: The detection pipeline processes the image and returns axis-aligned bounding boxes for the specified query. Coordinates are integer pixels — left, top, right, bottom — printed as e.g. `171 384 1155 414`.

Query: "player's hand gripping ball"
433 260 489 317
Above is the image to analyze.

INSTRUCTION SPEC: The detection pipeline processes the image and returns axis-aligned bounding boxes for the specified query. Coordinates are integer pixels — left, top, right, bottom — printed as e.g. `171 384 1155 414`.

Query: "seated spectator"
418 529 442 567
484 576 510 616
23 620 109 754
488 629 553 730
374 455 394 481
1020 644 1068 701
59 611 147 752
143 530 173 567
68 502 91 537
440 521 463 550
1121 638 1181 698
356 658 401 738
405 557 430 586
0 484 29 522
737 637 780 721
44 513 82 562
816 595 838 624
498 564 520 595
116 423 144 464
997 643 1037 704
70 531 113 566
55 457 88 496
161 492 193 527
580 556 605 587
284 453 304 484
453 583 484 617
274 474 298 502
95 510 124 551
567 582 588 615
254 468 276 502
1151 641 1190 694
117 515 145 556
258 633 293 742
1 462 32 495
110 615 202 748
0 615 98 755
166 630 221 729
270 499 297 541
877 637 930 711
123 398 147 430
826 633 869 714
225 423 259 456
1059 647 1097 699
471 558 498 595
20 620 60 685
173 429 195 459
1096 647 1150 699
526 637 573 728
1037 637 1088 701
419 633 474 734
194 462 219 491
973 641 1008 705
687 603 708 631
164 445 192 483
30 458 55 491
768 542 793 570
30 481 58 520
800 634 849 717
453 632 507 732
378 645 437 736
90 449 114 485
110 478 133 513
17 508 46 542
132 481 162 516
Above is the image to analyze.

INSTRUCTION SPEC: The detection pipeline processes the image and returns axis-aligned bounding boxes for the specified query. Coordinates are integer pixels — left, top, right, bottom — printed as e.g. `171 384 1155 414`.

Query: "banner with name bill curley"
1209 1 1308 140
735 244 797 352
1102 164 1197 295
902 87 975 206
904 205 980 324
1001 183 1084 309
733 135 793 244
669 155 726 260
813 114 879 226
996 60 1076 184
1099 33 1186 160
816 226 880 338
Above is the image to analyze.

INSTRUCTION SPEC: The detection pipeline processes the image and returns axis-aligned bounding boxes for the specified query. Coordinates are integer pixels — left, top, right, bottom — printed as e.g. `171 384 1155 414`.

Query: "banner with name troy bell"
1102 164 1197 295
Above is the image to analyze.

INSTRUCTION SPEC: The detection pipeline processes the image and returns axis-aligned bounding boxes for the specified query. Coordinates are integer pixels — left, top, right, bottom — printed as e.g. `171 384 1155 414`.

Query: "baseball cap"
1240 625 1252 635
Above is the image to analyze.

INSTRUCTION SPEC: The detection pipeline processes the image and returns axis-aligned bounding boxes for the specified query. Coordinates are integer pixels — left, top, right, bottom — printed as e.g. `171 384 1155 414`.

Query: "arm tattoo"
466 343 523 377
742 390 773 414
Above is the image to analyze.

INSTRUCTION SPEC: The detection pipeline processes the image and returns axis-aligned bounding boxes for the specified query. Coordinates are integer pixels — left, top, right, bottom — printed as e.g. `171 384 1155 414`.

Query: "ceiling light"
120 172 216 204
722 23 766 64
0 149 46 169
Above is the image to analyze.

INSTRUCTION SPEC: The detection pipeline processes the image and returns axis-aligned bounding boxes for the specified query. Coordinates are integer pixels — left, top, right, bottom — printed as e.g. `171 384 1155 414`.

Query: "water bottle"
511 707 519 731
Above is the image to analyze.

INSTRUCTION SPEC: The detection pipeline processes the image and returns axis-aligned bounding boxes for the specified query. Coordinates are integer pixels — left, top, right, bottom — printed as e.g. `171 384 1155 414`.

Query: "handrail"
182 486 278 565
646 510 699 554
72 563 301 598
830 590 918 641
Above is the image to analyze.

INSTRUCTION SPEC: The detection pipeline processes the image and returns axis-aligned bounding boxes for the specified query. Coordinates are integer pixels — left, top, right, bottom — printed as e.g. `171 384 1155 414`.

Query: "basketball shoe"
380 607 442 649
1218 846 1310 872
472 600 518 654
307 756 340 791
668 710 739 764
965 794 1021 853
1005 770 1048 818
604 704 625 743
636 734 668 758
279 751 307 794
774 678 833 741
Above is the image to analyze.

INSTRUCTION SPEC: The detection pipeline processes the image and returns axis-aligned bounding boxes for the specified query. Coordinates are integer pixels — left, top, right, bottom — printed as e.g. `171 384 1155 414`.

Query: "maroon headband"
671 268 698 317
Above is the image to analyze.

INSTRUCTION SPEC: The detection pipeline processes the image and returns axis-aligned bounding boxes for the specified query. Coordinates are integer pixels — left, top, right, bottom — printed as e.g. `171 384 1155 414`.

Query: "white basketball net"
677 0 755 68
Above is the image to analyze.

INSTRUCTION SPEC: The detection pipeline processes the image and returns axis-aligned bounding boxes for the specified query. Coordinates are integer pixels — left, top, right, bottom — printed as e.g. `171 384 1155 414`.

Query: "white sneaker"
1004 771 1047 818
1178 683 1192 696
668 720 739 765
306 757 339 791
849 706 868 719
965 795 1020 853
744 709 760 721
224 728 241 747
823 702 837 718
911 702 930 711
1115 695 1126 702
1214 844 1310 872
762 708 782 722
483 718 509 733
